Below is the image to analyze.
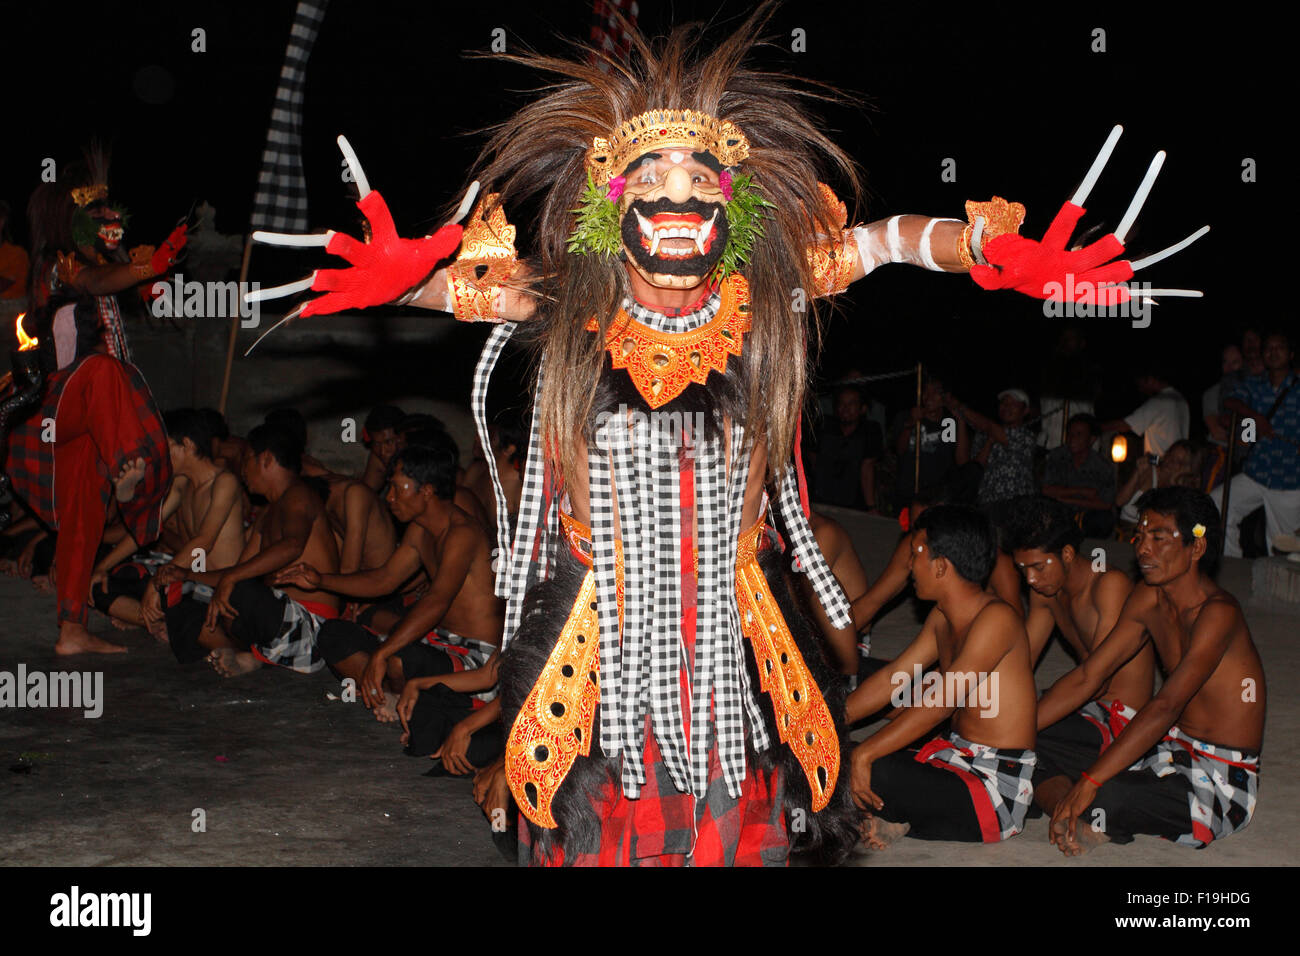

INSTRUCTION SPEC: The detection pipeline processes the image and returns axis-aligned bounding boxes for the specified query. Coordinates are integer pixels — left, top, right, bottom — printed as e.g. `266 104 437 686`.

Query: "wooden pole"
913 361 923 493
1220 411 1238 558
1061 398 1070 445
217 235 254 415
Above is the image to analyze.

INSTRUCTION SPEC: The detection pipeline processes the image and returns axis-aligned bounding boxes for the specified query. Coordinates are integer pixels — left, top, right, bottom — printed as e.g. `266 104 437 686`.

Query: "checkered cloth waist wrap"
468 293 852 801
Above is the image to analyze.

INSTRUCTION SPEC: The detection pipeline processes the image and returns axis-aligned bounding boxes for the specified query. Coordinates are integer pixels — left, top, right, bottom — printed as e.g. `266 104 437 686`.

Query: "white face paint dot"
1045 558 1053 565
669 151 685 165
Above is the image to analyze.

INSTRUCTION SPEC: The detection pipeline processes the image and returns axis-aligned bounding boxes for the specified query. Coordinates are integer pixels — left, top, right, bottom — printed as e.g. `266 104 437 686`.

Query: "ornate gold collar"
587 274 751 409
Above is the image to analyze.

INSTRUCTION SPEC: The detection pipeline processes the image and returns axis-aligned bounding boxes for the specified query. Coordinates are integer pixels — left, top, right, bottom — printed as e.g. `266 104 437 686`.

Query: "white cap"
998 388 1030 406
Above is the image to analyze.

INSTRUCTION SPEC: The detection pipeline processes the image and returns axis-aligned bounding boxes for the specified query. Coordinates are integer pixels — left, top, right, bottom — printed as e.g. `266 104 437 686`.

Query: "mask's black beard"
621 196 729 279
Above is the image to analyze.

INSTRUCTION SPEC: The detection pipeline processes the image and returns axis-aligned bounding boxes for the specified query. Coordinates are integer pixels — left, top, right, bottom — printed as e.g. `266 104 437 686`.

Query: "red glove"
970 202 1134 306
301 191 462 317
151 223 188 276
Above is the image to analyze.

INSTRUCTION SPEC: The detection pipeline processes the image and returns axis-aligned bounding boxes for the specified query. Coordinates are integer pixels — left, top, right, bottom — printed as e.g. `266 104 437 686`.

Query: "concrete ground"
1 511 1295 867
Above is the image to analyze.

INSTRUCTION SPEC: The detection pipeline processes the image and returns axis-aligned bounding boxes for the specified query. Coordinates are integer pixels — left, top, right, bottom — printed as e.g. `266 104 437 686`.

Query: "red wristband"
1081 770 1103 788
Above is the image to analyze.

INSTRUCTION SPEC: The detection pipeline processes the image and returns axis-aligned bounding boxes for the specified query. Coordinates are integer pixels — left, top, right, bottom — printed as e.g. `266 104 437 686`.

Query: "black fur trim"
498 549 614 863
751 548 860 865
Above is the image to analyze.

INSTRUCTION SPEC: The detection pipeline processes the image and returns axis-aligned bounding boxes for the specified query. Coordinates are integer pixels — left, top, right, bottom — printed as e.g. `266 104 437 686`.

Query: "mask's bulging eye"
637 158 658 184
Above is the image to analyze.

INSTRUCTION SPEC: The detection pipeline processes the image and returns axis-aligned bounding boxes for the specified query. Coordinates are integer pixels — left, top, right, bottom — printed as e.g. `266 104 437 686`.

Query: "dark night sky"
1 0 1276 424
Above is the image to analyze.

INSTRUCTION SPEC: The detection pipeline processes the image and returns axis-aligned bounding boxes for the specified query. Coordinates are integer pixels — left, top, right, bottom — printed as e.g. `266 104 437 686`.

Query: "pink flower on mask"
605 176 626 202
719 169 733 202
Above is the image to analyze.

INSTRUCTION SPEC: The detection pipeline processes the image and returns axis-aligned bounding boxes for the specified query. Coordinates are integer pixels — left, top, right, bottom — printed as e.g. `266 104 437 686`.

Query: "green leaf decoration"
567 170 622 257
714 173 773 280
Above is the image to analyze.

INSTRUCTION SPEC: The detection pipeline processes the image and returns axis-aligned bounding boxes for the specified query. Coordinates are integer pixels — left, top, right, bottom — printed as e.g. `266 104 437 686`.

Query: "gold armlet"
808 229 859 296
961 196 1026 268
446 191 519 322
956 224 976 271
806 183 857 296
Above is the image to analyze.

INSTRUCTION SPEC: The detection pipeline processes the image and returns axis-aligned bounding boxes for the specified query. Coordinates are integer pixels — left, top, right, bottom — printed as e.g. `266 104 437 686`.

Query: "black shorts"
90 560 154 613
315 619 503 766
871 748 986 842
316 619 454 679
1033 711 1107 785
165 596 210 664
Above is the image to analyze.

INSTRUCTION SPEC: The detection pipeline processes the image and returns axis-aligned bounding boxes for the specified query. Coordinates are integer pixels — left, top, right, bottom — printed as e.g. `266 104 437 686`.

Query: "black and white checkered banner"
250 0 330 232
590 0 639 70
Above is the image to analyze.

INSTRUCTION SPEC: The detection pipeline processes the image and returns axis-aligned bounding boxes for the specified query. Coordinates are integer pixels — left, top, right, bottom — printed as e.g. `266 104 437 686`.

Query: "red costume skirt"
7 354 170 625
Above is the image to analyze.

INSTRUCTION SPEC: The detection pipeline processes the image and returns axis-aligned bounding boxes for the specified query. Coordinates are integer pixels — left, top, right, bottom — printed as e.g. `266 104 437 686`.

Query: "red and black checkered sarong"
6 353 170 623
518 713 789 866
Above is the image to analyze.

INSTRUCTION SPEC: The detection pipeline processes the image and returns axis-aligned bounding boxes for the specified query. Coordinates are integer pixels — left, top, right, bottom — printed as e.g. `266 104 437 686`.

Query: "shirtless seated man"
161 422 341 675
197 408 249 473
359 404 404 493
399 415 493 529
91 408 245 637
802 510 872 677
320 474 395 576
463 415 525 539
1005 496 1155 816
263 406 404 619
846 505 1038 846
853 495 1023 633
1040 488 1266 854
276 445 505 768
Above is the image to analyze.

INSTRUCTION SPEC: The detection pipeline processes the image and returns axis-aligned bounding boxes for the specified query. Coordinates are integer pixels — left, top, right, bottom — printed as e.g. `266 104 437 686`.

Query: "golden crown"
586 109 750 186
71 184 109 207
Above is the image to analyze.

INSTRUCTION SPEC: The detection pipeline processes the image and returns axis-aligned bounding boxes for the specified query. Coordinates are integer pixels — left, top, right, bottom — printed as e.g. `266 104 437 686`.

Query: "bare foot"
55 621 126 655
1051 816 1111 857
207 648 259 677
32 575 54 593
859 814 910 850
146 618 169 643
373 691 400 724
114 457 148 503
109 617 138 632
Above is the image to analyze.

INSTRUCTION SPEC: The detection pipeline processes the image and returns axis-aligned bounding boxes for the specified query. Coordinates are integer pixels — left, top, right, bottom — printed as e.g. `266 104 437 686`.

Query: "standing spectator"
1042 413 1117 537
890 374 969 510
949 387 1038 513
1038 326 1099 450
1116 439 1198 525
1099 365 1189 458
1202 344 1246 489
1242 328 1266 378
839 367 888 438
1218 331 1300 557
811 383 883 511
